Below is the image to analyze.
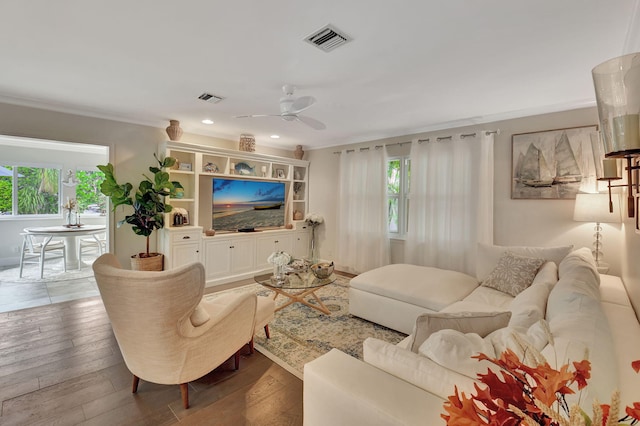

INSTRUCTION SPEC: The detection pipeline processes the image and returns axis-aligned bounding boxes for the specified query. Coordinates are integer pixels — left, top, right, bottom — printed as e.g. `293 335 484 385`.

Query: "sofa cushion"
481 251 546 297
558 247 599 287
508 280 552 331
410 310 512 352
363 337 479 400
350 264 478 312
418 329 496 379
476 243 572 282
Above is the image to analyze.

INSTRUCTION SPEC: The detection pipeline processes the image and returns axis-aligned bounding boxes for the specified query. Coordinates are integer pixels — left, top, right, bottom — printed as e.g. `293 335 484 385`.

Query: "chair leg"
180 383 189 409
39 249 45 279
234 349 241 370
132 375 140 393
249 337 255 354
19 240 27 278
264 324 270 339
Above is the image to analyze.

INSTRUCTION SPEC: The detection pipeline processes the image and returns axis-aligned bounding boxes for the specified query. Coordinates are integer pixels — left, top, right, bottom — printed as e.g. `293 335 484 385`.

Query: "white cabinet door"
292 230 310 259
163 227 202 269
230 237 256 273
255 234 294 270
203 239 232 280
171 242 201 269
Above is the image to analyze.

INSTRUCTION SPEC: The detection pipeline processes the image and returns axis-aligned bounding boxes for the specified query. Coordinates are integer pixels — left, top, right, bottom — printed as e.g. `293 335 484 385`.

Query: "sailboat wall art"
511 125 598 199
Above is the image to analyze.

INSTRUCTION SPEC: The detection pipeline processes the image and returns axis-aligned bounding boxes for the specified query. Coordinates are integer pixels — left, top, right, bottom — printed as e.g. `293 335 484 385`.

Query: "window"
0 165 61 216
75 169 107 215
387 156 410 235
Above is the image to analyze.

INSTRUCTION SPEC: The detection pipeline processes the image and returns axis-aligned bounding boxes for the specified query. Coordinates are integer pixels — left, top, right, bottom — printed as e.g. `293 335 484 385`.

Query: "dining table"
24 224 106 270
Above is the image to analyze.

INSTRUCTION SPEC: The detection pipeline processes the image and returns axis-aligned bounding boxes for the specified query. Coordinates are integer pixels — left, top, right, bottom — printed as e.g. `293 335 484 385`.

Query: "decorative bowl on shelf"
310 262 334 279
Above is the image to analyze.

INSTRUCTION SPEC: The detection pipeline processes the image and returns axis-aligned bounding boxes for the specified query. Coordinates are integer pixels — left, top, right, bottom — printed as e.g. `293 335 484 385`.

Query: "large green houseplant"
97 154 183 270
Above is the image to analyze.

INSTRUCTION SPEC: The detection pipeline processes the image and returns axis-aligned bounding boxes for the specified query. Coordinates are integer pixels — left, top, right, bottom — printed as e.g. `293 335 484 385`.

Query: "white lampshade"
573 193 621 223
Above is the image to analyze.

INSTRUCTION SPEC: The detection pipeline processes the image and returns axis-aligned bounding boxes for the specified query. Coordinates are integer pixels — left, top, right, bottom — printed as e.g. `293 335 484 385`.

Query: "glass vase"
309 226 317 264
272 264 285 284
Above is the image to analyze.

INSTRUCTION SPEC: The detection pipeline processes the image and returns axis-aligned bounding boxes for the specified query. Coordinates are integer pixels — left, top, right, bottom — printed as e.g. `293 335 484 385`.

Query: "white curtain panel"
404 132 494 275
337 147 391 274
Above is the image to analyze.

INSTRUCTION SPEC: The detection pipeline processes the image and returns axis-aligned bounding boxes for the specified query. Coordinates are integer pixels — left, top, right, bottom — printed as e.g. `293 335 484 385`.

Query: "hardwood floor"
0 294 303 425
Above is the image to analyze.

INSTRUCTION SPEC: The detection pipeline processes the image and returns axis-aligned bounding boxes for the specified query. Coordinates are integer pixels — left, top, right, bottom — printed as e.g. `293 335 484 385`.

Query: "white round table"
24 225 106 269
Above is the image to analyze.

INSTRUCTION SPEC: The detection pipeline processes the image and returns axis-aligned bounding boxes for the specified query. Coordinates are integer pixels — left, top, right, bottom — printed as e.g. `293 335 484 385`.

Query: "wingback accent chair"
92 253 257 409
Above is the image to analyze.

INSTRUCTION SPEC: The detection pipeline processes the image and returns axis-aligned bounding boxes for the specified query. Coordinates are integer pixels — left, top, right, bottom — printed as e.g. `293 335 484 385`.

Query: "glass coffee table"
254 270 336 315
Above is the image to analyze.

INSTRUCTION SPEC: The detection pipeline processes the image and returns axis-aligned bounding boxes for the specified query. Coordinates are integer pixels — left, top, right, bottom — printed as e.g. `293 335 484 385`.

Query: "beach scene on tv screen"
212 178 286 230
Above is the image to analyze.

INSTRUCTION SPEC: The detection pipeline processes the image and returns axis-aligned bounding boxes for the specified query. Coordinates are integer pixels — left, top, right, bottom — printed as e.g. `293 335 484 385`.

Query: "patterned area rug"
204 275 407 379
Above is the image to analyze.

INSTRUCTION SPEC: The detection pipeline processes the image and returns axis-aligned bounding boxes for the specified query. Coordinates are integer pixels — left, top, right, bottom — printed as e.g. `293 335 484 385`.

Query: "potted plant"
97 154 183 271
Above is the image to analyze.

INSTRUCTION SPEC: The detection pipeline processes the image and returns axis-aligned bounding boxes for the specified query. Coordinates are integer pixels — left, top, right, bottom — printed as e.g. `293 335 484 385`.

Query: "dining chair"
78 232 107 266
19 233 67 278
92 253 258 409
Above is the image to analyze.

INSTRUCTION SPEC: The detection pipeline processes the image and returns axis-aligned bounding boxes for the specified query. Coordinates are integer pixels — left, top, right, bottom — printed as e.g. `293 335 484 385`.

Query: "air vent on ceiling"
198 93 225 103
305 25 351 52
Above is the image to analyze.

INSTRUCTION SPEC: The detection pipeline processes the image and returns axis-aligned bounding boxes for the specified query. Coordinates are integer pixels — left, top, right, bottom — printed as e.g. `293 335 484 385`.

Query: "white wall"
307 107 639 316
0 102 293 268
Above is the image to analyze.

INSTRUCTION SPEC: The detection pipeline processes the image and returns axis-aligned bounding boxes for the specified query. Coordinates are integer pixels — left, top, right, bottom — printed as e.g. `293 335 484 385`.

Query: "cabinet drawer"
171 229 202 243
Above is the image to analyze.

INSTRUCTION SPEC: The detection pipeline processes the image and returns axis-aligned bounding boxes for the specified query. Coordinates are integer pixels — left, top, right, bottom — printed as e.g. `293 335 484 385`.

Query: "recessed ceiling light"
202 119 214 124
270 135 280 139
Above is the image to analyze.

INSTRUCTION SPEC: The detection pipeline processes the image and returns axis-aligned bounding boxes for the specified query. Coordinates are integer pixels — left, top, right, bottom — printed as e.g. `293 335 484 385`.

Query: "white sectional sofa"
304 246 640 425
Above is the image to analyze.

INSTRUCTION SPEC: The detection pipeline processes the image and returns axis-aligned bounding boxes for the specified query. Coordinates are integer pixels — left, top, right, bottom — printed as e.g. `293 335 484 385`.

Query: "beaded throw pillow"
481 251 546 297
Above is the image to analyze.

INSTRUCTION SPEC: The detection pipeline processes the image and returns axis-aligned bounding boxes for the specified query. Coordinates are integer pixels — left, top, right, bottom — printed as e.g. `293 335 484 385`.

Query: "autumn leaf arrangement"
442 323 640 426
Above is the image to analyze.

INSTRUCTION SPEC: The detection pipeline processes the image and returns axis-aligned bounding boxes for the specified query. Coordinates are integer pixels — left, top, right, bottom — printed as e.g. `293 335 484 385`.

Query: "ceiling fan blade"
296 115 326 130
233 114 275 118
290 96 316 114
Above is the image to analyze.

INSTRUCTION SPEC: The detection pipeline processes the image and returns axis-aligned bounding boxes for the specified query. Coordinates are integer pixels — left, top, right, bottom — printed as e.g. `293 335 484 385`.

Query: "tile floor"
0 256 100 313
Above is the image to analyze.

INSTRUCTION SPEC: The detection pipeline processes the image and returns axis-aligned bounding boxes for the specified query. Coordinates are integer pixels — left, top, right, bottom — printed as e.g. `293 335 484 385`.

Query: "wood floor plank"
0 287 303 425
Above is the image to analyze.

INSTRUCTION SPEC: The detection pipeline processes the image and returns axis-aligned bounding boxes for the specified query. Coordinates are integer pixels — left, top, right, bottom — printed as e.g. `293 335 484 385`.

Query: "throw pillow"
418 329 497 379
190 303 210 327
476 243 573 282
410 310 512 353
481 251 546 297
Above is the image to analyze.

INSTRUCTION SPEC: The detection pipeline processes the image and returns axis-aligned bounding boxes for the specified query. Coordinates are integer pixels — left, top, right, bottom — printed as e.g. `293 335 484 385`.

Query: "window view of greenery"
0 166 105 216
76 170 106 215
388 159 401 233
387 157 410 235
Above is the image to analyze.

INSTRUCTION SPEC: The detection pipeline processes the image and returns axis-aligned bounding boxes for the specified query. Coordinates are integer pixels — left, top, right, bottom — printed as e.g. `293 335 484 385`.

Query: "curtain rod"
333 129 500 154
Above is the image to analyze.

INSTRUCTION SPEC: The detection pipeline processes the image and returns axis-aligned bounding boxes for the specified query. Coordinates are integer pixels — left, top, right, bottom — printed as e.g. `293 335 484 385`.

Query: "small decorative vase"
166 120 183 141
309 226 317 263
293 210 304 220
239 134 256 152
294 145 304 160
272 264 286 283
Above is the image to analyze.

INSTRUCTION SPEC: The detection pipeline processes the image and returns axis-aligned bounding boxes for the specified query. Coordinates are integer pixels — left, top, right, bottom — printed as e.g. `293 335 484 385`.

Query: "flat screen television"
212 178 286 231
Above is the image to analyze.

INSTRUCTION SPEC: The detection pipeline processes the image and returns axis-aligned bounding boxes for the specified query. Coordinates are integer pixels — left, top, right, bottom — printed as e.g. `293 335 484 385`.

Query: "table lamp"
573 192 621 272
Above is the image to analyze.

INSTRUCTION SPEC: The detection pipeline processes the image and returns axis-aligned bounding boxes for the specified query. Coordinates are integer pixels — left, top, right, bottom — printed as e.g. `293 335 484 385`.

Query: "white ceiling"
0 1 638 150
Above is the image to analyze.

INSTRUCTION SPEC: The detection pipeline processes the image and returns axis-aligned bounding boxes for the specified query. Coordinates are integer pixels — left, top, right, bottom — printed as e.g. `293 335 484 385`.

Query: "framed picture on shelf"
511 125 598 200
178 162 192 171
276 169 285 179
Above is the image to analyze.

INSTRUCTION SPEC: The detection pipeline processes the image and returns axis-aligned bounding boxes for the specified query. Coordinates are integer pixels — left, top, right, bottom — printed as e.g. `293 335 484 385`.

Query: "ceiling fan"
234 84 326 130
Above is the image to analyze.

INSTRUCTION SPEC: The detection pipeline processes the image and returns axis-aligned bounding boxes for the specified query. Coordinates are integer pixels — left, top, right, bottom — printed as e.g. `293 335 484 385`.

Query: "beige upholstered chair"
92 253 257 409
19 233 66 278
